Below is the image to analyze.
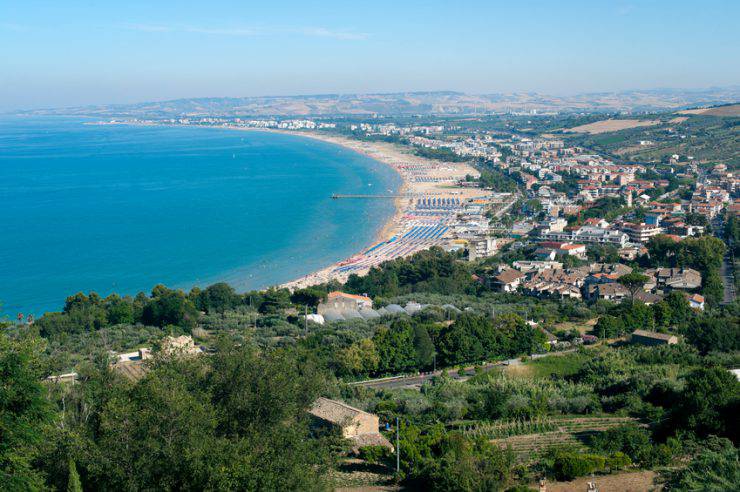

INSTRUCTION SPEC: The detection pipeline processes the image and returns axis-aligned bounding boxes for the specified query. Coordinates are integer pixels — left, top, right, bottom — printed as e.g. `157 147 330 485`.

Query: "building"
468 237 498 261
585 283 629 302
512 260 563 273
621 222 663 243
647 267 702 290
308 397 393 451
161 335 201 356
318 291 373 315
631 330 679 346
491 269 525 292
686 293 705 311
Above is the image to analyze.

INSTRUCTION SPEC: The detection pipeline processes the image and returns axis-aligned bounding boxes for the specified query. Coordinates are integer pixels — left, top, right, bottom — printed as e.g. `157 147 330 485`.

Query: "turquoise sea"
0 116 401 316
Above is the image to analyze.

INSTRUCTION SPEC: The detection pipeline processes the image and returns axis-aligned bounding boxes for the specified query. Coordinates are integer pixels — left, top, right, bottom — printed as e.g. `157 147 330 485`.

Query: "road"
490 193 520 219
712 215 736 305
350 349 576 390
719 252 736 304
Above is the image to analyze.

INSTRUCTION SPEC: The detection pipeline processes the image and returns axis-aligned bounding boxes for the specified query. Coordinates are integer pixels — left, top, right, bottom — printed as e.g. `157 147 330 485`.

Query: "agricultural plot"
466 416 640 459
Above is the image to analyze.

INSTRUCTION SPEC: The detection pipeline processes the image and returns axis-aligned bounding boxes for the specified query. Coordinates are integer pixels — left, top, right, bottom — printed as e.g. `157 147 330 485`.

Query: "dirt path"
537 470 659 492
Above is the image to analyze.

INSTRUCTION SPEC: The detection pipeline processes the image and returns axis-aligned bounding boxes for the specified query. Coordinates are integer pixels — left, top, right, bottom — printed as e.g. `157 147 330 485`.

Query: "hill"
14 87 740 118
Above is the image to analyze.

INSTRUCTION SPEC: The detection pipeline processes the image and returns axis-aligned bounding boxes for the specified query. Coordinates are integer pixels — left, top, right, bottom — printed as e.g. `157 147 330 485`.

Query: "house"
618 245 646 261
685 293 705 311
647 268 702 290
318 291 373 315
491 269 525 292
308 397 393 451
558 243 587 260
634 291 664 305
631 329 678 346
512 260 563 273
583 218 609 228
585 283 629 302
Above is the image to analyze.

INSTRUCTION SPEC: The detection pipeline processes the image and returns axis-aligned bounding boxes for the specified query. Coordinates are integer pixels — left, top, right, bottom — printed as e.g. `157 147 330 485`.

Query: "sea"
0 116 401 316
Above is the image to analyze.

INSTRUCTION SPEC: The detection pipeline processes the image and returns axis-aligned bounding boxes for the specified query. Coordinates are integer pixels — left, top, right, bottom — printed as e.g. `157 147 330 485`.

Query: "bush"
551 451 606 480
358 445 392 464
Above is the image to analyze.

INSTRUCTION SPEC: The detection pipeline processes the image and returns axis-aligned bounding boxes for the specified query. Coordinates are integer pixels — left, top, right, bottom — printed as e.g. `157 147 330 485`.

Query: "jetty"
331 193 405 199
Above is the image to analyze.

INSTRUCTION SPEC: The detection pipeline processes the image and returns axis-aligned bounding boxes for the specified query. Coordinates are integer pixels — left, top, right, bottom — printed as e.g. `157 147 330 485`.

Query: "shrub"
545 449 607 480
358 445 392 464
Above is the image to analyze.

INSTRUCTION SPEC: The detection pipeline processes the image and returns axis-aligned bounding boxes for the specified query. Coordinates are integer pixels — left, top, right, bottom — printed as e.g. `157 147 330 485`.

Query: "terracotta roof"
688 293 705 303
494 269 525 284
328 291 372 303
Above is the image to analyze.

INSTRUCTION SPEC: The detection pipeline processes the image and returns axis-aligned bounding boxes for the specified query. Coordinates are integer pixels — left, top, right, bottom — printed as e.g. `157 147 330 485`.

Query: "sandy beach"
259 130 485 289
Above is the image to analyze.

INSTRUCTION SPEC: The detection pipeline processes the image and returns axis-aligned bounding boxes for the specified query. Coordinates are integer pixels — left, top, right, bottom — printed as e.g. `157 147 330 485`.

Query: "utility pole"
395 416 400 474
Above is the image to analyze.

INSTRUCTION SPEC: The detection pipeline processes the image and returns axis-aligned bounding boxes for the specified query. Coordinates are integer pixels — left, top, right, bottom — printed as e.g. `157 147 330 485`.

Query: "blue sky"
1 0 739 110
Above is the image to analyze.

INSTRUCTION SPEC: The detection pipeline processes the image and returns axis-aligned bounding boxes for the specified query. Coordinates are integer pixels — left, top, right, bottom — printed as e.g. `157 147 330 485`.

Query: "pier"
331 193 406 199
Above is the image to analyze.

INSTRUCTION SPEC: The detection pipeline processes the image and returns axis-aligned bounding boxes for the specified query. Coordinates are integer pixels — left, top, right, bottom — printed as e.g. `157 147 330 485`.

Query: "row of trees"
323 312 546 378
33 282 331 338
344 247 477 298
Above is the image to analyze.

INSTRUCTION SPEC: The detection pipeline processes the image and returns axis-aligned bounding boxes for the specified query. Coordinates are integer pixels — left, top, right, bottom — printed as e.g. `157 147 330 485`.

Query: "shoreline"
260 130 483 289
95 121 483 290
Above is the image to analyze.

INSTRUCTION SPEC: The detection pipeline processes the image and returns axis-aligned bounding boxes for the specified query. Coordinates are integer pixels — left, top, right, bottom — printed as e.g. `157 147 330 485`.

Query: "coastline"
95 121 483 290
257 130 483 289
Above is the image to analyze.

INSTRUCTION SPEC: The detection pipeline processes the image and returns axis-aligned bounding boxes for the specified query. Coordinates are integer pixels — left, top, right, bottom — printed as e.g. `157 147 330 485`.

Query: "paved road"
712 216 736 305
719 252 736 304
350 349 576 390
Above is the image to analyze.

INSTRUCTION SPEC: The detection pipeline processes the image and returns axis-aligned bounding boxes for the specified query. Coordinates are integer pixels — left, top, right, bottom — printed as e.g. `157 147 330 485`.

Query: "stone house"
308 397 393 451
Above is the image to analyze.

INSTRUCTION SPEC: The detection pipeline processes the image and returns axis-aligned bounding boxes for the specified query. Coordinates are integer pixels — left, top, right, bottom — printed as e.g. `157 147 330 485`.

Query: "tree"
336 339 379 376
413 324 435 369
647 235 678 265
618 272 649 303
662 438 740 491
702 269 725 307
258 288 291 315
0 333 53 490
67 458 82 492
373 320 417 373
594 315 625 339
142 288 199 329
76 344 331 490
290 288 326 308
104 294 134 325
686 313 740 354
196 282 239 313
437 315 488 366
667 367 740 440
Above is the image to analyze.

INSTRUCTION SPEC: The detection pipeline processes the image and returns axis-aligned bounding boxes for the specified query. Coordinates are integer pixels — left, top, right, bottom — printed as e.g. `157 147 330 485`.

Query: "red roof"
328 291 372 303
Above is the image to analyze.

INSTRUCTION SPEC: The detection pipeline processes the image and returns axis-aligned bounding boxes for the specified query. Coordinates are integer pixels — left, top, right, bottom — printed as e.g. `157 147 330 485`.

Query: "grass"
503 351 591 379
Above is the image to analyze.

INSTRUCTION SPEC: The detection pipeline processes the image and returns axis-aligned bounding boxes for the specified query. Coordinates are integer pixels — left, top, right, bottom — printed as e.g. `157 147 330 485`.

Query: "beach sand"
260 131 484 290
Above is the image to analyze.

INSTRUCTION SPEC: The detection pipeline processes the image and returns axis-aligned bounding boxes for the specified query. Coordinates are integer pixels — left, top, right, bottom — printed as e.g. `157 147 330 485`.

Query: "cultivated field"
487 416 640 459
678 103 740 117
537 470 659 492
565 119 660 134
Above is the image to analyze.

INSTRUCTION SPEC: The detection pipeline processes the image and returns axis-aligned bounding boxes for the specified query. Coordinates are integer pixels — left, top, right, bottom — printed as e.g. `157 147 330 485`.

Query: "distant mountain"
15 87 740 118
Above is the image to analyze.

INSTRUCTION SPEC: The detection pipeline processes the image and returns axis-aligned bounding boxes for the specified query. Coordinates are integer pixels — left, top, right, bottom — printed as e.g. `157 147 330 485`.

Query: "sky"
1 0 739 110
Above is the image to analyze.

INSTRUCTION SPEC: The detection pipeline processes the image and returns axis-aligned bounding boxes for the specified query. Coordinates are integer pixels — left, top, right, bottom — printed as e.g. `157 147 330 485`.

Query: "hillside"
14 87 740 118
561 108 740 167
